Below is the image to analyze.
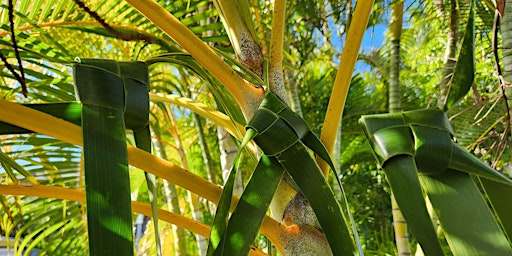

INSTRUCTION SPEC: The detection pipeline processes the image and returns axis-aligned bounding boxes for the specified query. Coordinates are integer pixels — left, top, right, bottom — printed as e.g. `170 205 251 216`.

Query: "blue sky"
328 21 387 71
362 24 387 51
357 24 387 71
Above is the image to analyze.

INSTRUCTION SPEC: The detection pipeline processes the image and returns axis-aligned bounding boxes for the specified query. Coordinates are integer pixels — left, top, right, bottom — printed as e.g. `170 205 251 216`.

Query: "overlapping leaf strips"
74 59 164 256
208 92 356 256
74 59 134 256
360 109 511 184
360 109 512 255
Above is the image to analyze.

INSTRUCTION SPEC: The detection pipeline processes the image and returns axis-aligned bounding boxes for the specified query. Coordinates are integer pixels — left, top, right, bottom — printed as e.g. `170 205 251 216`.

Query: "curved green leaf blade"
74 58 133 256
360 111 447 255
361 108 512 255
449 144 512 185
264 92 343 184
421 171 512 255
411 125 452 175
403 109 454 133
119 61 162 256
480 178 512 242
359 114 414 166
215 155 284 255
245 91 357 255
444 1 475 110
208 129 256 255
247 108 299 156
382 156 444 255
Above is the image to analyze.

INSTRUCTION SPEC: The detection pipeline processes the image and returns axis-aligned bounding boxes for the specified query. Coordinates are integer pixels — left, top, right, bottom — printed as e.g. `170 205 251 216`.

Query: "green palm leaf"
444 0 475 110
147 53 248 125
480 178 512 242
209 91 356 255
421 171 511 254
360 109 512 255
74 58 134 255
119 61 162 256
219 155 284 255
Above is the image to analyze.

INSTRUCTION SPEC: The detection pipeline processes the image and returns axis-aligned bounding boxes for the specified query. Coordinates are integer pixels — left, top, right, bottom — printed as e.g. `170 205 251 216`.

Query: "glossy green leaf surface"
208 129 256 256
209 92 356 255
421 171 512 255
74 58 134 256
119 61 162 256
382 155 443 255
360 109 512 255
360 109 511 182
214 155 284 256
252 92 356 255
480 178 512 242
444 0 475 110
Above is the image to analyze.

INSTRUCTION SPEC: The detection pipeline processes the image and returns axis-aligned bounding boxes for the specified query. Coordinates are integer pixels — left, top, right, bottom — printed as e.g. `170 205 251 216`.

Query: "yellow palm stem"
0 185 270 256
268 0 287 100
0 99 284 253
318 1 374 177
0 99 83 145
149 93 257 153
0 185 206 244
392 193 411 255
128 146 284 252
0 99 216 204
125 0 265 117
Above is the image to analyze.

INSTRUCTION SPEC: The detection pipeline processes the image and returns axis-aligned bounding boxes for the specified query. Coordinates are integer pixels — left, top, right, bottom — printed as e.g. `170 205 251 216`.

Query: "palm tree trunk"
389 1 411 255
217 126 244 196
285 69 303 117
161 180 188 254
437 0 459 108
151 126 188 256
213 0 264 77
389 0 403 113
501 0 512 127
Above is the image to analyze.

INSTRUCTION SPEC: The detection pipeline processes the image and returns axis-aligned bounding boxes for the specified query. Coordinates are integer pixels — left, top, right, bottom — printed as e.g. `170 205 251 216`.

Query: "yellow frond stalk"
0 185 210 237
0 99 284 253
149 93 257 153
0 99 83 145
318 1 374 177
126 0 264 118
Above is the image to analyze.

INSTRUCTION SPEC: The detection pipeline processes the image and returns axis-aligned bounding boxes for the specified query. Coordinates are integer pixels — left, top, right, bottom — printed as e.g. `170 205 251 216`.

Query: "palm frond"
0 134 83 254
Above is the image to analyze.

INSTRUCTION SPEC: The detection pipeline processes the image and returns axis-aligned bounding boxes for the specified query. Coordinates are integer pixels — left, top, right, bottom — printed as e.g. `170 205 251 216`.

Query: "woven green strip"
74 58 133 256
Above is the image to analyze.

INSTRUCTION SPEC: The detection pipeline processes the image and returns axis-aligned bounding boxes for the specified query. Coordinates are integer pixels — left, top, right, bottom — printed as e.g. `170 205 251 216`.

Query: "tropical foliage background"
0 0 510 255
